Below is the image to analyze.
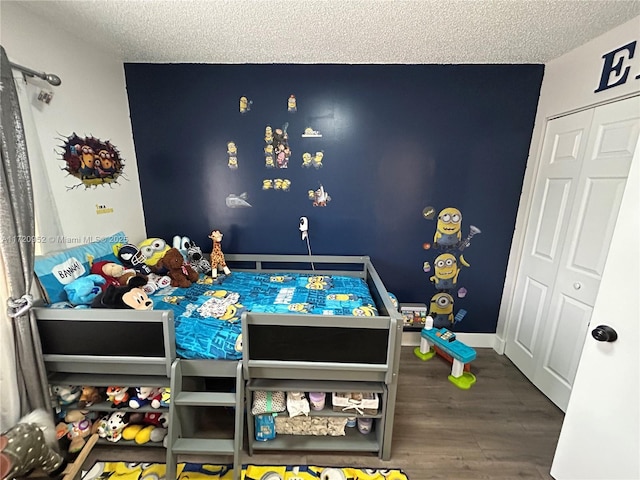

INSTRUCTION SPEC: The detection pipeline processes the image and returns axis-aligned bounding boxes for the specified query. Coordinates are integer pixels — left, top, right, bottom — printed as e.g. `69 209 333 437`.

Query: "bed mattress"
150 272 379 360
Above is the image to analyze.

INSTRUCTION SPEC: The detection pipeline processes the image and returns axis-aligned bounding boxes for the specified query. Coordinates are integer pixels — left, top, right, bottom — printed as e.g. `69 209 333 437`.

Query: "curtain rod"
9 61 62 86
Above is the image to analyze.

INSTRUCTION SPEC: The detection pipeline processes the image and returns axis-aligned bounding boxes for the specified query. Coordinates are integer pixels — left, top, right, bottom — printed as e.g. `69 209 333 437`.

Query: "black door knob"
591 325 618 342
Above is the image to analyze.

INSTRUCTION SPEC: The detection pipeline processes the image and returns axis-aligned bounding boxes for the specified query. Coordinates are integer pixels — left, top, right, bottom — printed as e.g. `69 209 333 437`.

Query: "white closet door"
506 95 640 411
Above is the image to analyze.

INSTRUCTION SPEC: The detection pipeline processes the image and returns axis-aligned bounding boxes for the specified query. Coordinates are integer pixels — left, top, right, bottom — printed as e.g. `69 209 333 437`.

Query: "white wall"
495 16 640 351
0 2 147 247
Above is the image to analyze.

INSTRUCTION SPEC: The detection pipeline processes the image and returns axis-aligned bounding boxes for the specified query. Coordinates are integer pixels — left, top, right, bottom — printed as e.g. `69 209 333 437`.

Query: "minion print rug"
82 462 410 479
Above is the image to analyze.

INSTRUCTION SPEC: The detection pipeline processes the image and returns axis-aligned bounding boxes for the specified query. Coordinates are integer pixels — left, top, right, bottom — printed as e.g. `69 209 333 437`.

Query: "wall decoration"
264 126 273 144
308 184 331 207
423 206 482 330
302 152 312 168
227 141 238 169
273 123 291 168
262 180 291 192
225 192 252 208
422 206 436 220
264 145 275 168
126 63 545 334
302 127 322 138
239 96 253 114
59 133 125 189
312 151 324 169
287 94 297 112
95 204 114 215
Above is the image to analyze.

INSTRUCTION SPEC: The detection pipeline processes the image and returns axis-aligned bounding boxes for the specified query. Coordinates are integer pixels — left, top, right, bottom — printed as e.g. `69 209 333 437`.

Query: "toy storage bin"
274 416 348 436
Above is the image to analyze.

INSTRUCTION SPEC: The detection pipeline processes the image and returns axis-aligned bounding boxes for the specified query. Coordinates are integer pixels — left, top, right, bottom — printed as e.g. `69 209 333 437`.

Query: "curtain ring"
7 294 33 318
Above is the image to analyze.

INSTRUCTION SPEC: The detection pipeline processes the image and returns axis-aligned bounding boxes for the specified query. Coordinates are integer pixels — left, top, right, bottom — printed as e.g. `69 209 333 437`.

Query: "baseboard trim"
402 331 497 349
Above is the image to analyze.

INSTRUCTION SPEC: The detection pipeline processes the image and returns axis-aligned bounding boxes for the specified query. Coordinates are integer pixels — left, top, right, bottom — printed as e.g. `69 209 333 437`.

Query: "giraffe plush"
208 230 231 278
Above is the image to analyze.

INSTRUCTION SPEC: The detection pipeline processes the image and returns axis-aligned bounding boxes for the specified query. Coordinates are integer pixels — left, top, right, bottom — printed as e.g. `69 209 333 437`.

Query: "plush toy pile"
50 231 230 309
51 385 172 450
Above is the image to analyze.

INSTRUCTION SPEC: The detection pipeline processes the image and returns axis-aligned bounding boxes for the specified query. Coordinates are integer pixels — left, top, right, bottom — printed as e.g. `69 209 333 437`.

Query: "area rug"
82 462 410 479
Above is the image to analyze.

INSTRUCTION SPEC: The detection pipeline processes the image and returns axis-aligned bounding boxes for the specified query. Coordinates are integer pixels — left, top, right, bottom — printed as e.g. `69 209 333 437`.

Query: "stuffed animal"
96 411 130 443
63 274 106 306
91 283 154 310
155 247 199 288
116 243 152 275
55 409 93 453
90 260 147 291
129 387 163 409
1 409 67 480
77 386 103 408
185 241 212 275
105 386 130 408
51 385 82 406
208 230 232 278
138 237 170 267
122 423 167 444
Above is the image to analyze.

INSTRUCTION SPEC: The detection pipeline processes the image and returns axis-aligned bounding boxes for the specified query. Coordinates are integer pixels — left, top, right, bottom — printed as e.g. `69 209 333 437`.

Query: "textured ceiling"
12 0 640 64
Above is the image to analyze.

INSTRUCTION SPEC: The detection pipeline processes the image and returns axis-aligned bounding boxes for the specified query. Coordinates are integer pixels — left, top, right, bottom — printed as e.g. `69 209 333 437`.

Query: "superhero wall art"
59 133 125 189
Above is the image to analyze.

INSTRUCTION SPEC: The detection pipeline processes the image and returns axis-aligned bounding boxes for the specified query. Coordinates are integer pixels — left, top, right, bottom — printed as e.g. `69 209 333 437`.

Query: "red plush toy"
91 261 146 291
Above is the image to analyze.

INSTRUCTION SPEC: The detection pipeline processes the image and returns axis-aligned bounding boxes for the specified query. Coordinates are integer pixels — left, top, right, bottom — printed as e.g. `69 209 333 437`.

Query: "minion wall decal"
308 184 331 207
434 207 463 248
239 96 252 113
227 141 238 169
59 133 125 189
288 94 297 112
266 123 291 169
429 252 470 291
302 127 322 138
428 292 455 328
262 179 291 192
422 206 483 329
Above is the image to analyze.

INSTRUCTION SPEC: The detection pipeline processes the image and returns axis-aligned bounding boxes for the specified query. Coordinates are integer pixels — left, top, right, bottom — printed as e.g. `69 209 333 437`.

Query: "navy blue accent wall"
124 64 543 333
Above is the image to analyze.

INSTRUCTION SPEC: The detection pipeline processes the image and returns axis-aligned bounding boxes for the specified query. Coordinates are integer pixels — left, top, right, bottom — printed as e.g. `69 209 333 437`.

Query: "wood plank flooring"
83 347 564 479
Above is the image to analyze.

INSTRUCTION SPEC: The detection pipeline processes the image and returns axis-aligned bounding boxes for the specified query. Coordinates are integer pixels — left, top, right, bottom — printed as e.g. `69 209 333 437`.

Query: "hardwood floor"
84 347 565 479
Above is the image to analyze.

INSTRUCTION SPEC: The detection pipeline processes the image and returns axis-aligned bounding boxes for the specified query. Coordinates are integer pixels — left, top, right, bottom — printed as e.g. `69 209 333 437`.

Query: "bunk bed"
33 254 403 479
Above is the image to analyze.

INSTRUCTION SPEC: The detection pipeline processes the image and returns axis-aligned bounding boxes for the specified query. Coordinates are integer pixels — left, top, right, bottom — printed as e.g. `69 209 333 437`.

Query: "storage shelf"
48 372 169 388
96 438 166 448
63 401 168 414
250 427 379 452
276 407 382 419
247 378 384 393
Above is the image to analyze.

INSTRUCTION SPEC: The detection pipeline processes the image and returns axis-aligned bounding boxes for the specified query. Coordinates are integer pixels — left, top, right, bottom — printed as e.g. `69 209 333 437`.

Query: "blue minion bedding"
149 272 378 360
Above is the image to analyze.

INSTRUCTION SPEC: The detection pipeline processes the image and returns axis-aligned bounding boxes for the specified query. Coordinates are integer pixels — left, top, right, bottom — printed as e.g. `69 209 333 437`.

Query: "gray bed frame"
33 254 403 464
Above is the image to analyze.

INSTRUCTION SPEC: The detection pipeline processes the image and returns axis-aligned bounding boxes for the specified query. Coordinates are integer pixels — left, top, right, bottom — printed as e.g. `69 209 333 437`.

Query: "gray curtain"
0 46 50 415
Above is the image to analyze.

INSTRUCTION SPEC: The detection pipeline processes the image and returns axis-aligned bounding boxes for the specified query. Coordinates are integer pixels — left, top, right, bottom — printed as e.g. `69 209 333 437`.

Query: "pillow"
34 232 127 304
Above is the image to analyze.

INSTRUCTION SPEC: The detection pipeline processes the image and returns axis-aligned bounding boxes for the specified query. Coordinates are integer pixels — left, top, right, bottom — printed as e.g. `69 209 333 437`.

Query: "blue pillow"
34 232 127 304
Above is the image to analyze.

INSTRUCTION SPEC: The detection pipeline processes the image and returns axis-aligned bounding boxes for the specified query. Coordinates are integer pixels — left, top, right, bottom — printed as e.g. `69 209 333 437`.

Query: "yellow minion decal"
264 125 273 144
226 141 237 155
262 179 273 190
287 94 297 112
239 96 252 114
430 253 469 290
434 207 462 248
429 292 454 328
302 152 312 168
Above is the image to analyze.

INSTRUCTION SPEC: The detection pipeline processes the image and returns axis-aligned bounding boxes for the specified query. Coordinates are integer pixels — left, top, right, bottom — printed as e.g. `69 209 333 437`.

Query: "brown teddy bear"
155 247 199 287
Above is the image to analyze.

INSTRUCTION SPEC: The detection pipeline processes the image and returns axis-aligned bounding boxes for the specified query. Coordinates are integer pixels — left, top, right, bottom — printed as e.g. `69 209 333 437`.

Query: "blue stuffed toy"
63 274 106 306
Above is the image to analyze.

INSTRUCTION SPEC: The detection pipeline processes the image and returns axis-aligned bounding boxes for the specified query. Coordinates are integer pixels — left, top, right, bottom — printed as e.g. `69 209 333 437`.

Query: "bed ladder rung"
172 438 235 455
174 391 236 407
